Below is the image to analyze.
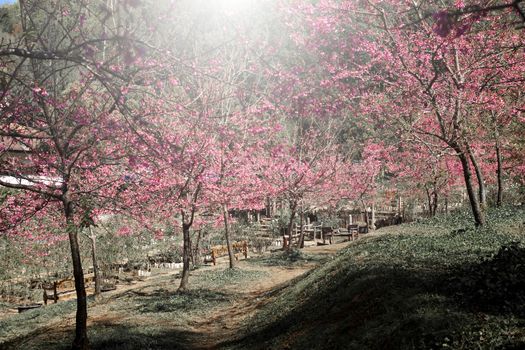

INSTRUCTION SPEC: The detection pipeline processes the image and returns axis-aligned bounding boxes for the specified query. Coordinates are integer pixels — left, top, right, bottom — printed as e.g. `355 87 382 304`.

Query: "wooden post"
211 249 216 266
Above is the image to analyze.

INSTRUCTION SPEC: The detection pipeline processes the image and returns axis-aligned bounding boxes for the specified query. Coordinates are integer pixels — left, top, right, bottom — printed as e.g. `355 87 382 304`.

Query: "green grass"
247 248 329 267
195 267 269 286
222 206 525 350
0 299 78 344
137 288 233 314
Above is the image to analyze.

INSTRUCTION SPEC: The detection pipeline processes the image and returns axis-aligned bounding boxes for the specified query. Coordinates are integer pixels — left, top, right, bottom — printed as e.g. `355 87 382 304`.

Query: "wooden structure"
256 217 274 236
42 279 75 305
42 274 95 305
207 241 248 265
17 303 42 313
333 224 360 241
319 226 334 244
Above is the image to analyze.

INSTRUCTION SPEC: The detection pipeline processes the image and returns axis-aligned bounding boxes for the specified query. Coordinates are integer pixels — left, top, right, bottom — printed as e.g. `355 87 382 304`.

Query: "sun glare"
206 0 256 15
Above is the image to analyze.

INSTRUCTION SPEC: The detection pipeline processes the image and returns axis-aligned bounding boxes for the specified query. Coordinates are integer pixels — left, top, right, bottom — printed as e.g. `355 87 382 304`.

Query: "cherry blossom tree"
0 1 157 348
354 0 525 225
279 0 525 225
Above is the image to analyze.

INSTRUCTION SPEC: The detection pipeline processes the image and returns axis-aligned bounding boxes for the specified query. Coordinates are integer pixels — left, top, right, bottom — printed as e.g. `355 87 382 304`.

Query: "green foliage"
268 215 290 236
414 205 525 233
316 211 341 227
0 187 16 205
147 244 183 264
245 235 274 253
86 324 192 350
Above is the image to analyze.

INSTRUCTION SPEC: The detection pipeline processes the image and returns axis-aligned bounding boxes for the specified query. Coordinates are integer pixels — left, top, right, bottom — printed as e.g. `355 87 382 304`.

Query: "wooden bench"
314 226 334 245
207 241 248 265
334 224 359 241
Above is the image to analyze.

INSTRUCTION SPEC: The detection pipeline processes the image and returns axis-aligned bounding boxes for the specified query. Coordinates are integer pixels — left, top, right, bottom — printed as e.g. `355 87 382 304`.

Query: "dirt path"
181 241 355 349
188 264 311 349
1 240 356 349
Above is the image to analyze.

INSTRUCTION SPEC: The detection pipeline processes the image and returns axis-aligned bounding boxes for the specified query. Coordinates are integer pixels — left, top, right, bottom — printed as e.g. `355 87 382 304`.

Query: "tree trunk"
426 183 439 217
454 145 485 226
432 190 438 217
298 208 305 249
361 200 369 228
178 184 200 291
495 132 503 207
192 230 202 266
179 222 192 291
88 227 101 296
285 201 297 250
467 146 487 209
425 186 433 217
370 202 376 230
64 200 89 350
222 203 236 269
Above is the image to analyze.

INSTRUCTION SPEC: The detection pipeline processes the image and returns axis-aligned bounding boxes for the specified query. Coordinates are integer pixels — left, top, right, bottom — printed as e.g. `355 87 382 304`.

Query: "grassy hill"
223 206 525 350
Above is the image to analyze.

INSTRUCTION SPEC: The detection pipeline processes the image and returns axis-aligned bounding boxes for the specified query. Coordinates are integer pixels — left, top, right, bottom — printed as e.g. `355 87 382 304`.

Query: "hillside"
224 206 525 350
1 207 524 350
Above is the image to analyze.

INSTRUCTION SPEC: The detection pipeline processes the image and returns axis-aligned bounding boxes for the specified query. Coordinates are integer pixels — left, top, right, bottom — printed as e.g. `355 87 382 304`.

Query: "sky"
0 0 15 5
